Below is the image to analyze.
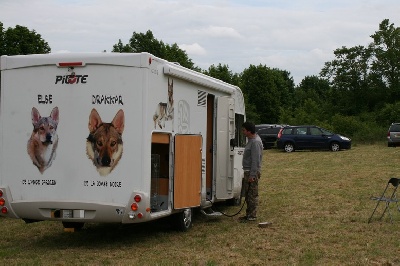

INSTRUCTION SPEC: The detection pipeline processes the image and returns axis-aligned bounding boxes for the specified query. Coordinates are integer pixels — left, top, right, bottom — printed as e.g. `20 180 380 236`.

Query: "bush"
376 102 400 127
330 114 386 143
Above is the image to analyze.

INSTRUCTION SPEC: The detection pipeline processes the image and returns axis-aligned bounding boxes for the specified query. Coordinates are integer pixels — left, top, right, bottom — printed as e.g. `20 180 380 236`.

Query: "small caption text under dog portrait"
22 179 56 185
21 179 123 188
84 180 122 188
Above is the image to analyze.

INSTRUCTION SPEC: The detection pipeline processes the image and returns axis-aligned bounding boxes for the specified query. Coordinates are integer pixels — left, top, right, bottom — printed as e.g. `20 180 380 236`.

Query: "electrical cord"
207 183 250 217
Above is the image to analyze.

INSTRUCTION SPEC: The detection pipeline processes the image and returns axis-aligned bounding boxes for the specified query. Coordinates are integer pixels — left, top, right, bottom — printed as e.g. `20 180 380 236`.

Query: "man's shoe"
238 216 256 222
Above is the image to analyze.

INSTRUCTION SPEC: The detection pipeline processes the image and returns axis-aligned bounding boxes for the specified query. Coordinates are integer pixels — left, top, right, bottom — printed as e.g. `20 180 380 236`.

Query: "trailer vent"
198 90 207 107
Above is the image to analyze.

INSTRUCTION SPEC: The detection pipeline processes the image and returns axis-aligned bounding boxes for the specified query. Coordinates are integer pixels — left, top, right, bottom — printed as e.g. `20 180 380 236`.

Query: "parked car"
276 125 351 152
256 125 284 149
256 124 278 131
387 123 400 147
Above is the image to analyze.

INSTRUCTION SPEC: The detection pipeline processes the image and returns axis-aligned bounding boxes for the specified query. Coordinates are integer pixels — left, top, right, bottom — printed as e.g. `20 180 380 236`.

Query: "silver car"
387 123 400 147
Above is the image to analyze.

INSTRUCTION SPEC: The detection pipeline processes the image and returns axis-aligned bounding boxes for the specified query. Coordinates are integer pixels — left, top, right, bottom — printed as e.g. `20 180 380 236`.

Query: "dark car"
387 123 400 147
256 125 284 149
276 125 351 152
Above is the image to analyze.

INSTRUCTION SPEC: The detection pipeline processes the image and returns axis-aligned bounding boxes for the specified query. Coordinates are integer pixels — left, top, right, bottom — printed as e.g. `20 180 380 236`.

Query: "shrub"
330 114 385 143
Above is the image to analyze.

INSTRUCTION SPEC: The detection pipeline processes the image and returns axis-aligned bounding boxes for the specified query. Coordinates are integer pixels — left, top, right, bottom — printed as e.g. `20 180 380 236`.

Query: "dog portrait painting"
27 106 59 174
153 78 174 129
86 108 125 176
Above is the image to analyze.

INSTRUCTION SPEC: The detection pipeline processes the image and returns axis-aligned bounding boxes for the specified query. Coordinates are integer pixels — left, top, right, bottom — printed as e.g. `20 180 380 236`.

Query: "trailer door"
173 134 202 209
215 96 235 199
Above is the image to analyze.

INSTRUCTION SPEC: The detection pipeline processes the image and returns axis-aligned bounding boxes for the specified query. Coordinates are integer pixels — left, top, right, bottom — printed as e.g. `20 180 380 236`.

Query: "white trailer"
0 52 246 231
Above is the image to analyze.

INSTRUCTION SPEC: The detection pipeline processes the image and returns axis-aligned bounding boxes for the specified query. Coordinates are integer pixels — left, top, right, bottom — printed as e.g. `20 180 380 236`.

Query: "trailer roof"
1 52 243 94
163 63 236 94
0 52 146 70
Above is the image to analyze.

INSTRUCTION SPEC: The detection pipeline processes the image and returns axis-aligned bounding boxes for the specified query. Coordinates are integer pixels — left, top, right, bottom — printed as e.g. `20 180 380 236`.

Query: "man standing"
240 121 263 221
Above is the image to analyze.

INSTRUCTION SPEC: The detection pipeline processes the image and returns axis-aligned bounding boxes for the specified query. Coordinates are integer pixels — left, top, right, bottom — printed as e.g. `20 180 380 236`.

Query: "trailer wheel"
62 222 84 231
175 208 192 232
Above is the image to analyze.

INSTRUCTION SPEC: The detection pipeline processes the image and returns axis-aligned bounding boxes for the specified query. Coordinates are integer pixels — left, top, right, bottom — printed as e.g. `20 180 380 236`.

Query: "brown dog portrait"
27 107 59 174
86 108 125 176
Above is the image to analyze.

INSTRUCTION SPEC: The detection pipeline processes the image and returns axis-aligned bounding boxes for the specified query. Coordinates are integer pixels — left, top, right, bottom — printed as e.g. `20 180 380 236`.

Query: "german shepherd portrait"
86 108 125 176
153 78 174 129
27 106 59 174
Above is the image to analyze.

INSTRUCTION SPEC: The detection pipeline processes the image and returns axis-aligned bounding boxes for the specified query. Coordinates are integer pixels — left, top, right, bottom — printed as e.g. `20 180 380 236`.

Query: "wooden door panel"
174 135 202 209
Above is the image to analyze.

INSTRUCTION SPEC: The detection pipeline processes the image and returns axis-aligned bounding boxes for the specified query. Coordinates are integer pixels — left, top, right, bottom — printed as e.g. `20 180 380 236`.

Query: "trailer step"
200 208 223 217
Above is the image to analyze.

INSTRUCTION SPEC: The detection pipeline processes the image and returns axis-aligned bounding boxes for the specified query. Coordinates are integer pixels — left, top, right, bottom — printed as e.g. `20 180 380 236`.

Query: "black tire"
175 208 192 232
62 222 84 230
284 143 295 152
330 142 340 152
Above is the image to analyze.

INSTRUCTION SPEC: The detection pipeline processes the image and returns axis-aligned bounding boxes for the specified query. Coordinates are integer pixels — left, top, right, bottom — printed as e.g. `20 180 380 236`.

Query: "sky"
1 0 399 84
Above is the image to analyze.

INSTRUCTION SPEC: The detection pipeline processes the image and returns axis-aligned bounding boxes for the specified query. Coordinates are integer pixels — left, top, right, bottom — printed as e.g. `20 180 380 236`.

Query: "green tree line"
1 19 399 142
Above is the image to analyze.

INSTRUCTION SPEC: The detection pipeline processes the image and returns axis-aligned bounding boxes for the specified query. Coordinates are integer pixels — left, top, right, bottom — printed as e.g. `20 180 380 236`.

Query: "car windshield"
390 124 400 131
320 128 334 135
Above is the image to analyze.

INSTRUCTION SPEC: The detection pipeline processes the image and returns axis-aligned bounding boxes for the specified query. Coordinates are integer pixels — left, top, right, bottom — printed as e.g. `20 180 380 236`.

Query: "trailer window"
234 113 246 147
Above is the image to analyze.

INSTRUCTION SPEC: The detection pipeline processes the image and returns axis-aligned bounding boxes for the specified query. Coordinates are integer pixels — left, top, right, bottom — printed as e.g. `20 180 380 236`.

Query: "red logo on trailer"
55 61 88 84
55 74 88 84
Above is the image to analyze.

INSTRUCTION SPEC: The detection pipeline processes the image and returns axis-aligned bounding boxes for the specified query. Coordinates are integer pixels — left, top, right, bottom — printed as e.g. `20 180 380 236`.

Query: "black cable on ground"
208 185 250 217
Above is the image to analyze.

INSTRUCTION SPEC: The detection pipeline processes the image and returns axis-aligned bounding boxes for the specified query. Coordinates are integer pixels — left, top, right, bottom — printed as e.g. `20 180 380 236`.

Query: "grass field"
1 143 400 265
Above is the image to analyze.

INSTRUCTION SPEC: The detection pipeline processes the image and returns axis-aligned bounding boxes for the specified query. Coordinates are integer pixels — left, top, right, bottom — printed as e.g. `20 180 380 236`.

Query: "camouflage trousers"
241 171 260 218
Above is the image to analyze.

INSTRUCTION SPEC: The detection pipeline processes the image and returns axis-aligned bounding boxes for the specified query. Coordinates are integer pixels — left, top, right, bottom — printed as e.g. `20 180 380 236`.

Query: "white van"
0 52 246 231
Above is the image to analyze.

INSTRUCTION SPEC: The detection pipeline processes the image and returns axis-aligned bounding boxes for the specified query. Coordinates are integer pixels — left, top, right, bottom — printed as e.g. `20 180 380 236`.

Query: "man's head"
242 121 256 136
